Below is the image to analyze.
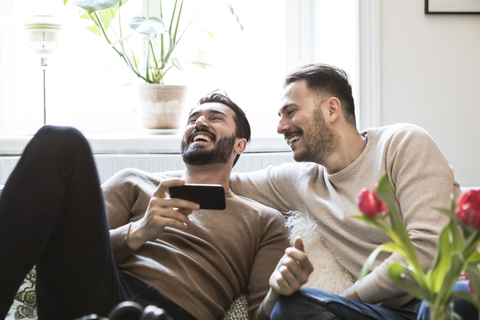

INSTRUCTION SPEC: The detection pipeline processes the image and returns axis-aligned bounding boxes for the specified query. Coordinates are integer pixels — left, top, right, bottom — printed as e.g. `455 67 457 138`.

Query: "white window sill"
0 132 291 155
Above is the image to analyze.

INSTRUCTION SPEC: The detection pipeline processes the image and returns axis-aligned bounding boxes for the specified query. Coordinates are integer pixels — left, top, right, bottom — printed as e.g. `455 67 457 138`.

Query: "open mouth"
286 134 300 146
193 134 213 143
188 130 216 145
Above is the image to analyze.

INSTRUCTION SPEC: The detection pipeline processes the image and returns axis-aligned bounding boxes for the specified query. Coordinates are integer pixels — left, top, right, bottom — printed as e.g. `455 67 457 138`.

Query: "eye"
210 115 224 121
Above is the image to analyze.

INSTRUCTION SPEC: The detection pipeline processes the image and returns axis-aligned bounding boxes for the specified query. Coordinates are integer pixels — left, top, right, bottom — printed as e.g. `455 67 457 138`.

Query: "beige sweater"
102 168 289 320
229 123 461 308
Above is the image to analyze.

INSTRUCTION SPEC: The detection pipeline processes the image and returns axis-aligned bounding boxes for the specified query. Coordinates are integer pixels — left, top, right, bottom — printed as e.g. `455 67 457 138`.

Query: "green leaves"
224 0 243 31
171 58 184 72
67 0 243 84
130 16 166 36
83 6 118 35
428 219 463 293
375 174 426 285
387 262 431 301
74 0 121 14
467 263 480 299
355 172 480 319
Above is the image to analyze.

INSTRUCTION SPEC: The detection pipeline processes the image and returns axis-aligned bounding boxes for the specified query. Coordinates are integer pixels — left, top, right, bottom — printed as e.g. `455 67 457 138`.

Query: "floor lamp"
23 15 62 126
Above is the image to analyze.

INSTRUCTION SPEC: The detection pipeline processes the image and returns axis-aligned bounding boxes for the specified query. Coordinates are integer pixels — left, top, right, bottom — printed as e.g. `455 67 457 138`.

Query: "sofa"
0 185 249 320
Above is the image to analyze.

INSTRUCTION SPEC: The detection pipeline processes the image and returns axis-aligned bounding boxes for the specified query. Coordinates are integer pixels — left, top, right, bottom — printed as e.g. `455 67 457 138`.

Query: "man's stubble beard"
293 107 339 164
181 133 236 166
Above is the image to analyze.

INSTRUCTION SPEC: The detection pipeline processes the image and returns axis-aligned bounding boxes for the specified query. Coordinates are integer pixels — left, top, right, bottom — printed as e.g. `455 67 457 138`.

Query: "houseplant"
63 0 242 130
354 173 480 320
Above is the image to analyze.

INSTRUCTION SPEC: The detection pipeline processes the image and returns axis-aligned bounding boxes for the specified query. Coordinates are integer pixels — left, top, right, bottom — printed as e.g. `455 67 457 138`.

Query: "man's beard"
293 108 339 164
181 132 236 166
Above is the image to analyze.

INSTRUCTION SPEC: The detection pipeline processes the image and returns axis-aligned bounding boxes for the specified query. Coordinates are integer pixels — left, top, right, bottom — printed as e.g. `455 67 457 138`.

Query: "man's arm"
354 125 460 306
230 163 308 213
103 169 199 263
126 179 198 250
164 163 308 214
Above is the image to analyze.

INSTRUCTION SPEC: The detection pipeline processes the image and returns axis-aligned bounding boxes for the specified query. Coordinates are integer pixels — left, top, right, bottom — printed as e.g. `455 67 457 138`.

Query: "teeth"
286 135 300 146
193 135 212 142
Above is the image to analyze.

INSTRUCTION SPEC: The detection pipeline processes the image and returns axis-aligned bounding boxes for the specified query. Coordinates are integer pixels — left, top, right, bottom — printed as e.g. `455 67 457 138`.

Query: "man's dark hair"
197 91 251 167
285 64 356 126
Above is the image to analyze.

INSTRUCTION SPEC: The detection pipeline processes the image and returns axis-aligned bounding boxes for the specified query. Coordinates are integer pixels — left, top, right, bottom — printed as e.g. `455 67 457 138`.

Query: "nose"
277 115 291 134
195 115 209 129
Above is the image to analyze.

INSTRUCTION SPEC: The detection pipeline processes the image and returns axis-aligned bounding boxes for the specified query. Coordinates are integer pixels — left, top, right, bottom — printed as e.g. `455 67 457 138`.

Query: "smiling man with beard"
227 64 477 319
0 92 291 320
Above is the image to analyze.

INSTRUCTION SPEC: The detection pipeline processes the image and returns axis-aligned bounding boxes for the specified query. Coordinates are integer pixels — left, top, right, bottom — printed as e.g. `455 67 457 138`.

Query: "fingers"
153 179 185 199
281 252 311 285
152 196 199 212
270 238 314 296
154 209 191 229
294 236 304 252
148 202 193 224
286 238 313 273
152 179 200 211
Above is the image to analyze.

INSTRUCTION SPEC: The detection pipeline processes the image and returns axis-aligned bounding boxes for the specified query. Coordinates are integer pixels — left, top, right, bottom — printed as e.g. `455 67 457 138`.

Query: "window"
0 0 358 150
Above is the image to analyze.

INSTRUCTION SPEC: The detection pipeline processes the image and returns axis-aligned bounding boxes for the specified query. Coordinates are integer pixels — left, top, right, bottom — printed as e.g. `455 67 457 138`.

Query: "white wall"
380 0 480 187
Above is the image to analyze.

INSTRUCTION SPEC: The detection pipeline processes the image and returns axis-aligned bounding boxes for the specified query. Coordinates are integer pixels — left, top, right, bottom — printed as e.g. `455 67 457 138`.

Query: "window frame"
0 0 381 155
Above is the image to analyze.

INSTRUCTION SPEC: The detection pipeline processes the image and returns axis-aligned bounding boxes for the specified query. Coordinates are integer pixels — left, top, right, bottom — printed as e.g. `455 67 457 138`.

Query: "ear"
325 97 342 124
233 138 247 155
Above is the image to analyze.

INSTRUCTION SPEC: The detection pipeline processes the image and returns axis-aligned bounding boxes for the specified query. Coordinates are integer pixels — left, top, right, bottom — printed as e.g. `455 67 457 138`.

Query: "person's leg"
0 126 125 319
271 287 418 320
0 126 197 320
417 280 479 320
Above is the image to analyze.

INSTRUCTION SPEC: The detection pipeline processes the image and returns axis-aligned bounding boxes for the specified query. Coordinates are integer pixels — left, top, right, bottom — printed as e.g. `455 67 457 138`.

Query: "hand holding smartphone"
169 184 226 210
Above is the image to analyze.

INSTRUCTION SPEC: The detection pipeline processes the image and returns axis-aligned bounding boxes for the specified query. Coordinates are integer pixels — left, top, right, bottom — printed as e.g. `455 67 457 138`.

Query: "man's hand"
269 237 314 296
128 179 200 250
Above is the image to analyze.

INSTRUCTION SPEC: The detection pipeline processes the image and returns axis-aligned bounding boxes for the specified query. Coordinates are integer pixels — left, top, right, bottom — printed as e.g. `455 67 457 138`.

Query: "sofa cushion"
4 267 248 320
5 268 37 320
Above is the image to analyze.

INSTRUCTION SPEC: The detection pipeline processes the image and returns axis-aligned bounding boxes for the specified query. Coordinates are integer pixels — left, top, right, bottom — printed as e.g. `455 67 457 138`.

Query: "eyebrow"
278 103 295 117
189 109 228 119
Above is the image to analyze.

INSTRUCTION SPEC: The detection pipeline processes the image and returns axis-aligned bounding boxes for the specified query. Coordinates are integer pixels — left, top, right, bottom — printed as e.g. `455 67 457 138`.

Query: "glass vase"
427 301 454 320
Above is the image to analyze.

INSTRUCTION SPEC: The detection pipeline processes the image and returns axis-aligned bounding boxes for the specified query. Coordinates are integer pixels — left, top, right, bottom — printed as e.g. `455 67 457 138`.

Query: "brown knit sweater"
102 169 289 320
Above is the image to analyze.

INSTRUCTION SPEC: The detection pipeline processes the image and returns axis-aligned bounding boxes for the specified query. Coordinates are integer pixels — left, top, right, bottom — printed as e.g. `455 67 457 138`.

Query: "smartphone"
169 184 226 210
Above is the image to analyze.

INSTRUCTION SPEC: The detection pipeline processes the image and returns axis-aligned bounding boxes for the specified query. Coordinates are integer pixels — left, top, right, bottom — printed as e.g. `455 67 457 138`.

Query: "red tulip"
456 190 480 229
356 188 388 218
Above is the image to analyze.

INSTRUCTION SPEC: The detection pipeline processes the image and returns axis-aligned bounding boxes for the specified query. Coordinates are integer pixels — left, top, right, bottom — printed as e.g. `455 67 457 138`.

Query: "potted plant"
63 0 242 131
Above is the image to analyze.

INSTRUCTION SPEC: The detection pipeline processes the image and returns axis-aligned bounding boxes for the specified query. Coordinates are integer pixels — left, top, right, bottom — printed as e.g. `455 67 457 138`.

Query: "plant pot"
136 84 188 130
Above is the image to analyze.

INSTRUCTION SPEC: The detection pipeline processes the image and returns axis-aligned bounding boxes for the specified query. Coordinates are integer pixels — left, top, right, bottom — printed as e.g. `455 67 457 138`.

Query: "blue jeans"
271 281 478 320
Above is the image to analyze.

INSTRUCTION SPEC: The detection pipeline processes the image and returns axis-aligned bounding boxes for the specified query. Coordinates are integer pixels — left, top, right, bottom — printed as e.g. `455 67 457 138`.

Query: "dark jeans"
0 126 196 320
271 281 478 320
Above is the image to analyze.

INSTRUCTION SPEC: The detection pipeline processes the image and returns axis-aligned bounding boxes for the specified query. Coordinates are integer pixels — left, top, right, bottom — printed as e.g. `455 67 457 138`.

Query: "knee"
452 280 479 320
271 291 305 320
271 288 336 320
34 125 90 152
36 125 84 142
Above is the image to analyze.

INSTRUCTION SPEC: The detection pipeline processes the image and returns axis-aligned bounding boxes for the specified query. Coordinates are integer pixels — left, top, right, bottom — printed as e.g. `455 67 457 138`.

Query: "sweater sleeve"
230 163 308 214
355 124 460 306
102 168 158 264
248 211 290 320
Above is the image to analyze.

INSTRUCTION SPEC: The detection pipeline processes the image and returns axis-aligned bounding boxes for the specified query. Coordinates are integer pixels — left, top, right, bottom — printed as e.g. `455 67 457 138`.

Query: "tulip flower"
456 190 480 229
355 175 480 320
356 188 387 218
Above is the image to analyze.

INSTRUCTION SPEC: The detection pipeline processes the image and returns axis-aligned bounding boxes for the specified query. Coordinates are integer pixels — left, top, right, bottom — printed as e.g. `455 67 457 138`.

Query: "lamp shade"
24 15 62 57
